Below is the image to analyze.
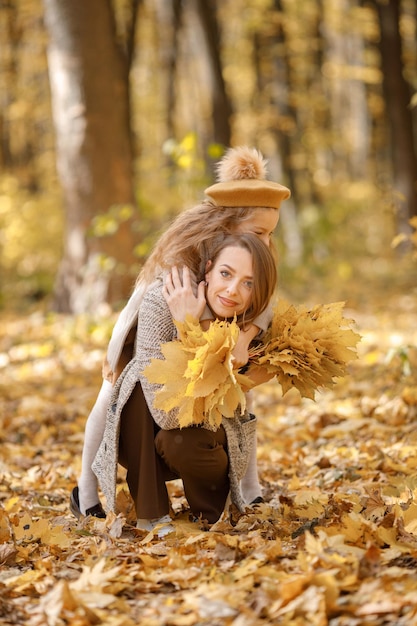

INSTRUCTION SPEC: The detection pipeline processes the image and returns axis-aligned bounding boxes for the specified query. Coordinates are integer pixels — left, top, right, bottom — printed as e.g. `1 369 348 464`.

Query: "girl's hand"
163 265 206 322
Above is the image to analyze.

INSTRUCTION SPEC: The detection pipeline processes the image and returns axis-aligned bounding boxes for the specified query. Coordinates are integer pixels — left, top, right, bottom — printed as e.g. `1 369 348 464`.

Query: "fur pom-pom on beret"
205 146 291 210
216 146 268 182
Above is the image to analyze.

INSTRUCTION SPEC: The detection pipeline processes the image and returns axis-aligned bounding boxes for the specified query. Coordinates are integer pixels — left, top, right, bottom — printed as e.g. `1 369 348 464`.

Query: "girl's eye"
243 281 253 289
220 270 230 278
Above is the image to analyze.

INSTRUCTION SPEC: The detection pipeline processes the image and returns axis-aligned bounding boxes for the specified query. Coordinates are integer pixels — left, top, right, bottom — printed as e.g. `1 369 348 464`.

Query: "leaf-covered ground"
1 282 417 626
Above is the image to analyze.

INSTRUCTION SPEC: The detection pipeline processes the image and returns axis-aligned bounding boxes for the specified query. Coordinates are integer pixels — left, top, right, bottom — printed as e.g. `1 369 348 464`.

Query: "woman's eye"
243 281 253 289
220 270 230 278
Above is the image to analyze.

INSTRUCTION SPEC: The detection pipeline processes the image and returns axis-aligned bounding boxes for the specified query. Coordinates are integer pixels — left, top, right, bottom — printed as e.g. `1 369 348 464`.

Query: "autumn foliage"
144 317 249 429
252 300 361 399
144 301 360 428
1 293 417 624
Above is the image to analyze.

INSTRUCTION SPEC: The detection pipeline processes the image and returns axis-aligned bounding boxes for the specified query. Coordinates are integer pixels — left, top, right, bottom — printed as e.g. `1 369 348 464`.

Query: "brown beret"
204 179 291 210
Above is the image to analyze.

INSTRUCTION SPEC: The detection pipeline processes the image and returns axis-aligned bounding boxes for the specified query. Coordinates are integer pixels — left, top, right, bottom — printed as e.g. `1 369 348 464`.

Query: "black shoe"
250 496 264 505
70 486 106 519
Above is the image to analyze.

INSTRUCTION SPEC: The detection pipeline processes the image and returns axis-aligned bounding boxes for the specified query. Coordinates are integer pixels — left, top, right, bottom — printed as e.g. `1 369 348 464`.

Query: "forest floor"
1 268 417 626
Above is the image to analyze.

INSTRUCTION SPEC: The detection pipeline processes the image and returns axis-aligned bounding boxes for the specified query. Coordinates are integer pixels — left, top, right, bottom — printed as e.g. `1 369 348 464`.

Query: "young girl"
71 146 291 520
92 233 278 529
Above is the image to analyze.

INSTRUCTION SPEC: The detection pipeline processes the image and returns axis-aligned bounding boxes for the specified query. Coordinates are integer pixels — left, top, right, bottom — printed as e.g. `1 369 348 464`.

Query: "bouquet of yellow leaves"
249 299 361 400
143 317 252 429
143 301 360 428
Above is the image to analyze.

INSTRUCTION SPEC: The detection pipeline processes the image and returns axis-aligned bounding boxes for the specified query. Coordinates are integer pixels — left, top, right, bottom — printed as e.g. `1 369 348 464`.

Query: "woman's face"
233 207 279 247
205 246 253 319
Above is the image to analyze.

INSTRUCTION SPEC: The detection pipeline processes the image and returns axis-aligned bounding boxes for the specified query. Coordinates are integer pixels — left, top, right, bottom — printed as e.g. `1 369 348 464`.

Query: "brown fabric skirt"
118 382 230 523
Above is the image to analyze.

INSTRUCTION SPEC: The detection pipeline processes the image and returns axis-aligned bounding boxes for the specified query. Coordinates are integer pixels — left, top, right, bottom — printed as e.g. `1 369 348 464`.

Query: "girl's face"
205 246 253 319
233 207 279 247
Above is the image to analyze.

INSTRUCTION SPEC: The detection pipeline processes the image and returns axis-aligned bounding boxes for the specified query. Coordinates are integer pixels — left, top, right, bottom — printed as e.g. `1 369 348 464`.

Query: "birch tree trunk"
43 0 139 313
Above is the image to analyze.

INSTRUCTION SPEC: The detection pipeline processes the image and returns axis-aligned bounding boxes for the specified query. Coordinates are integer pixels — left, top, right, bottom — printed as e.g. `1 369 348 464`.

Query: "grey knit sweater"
93 278 257 513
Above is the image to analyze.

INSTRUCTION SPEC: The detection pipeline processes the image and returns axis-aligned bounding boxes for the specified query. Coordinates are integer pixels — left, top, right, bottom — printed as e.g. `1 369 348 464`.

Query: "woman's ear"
205 259 212 281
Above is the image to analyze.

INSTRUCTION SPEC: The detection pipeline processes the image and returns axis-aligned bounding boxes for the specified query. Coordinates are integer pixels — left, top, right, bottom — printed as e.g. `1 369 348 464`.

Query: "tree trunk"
43 0 139 313
153 0 183 141
194 0 232 148
375 0 417 229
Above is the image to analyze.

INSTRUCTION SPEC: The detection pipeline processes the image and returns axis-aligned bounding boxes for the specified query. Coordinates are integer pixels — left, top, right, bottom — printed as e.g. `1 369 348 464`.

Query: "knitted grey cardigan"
93 278 257 513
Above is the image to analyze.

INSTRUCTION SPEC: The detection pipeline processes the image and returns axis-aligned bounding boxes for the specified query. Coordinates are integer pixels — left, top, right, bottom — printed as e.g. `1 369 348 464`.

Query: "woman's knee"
155 427 228 477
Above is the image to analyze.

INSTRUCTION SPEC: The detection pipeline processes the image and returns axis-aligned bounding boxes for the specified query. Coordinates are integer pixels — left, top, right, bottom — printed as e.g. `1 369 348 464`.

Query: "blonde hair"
201 233 277 328
139 200 277 286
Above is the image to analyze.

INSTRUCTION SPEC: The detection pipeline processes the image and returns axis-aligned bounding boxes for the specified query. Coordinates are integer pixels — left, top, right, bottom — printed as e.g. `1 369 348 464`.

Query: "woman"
70 146 291 519
93 232 277 530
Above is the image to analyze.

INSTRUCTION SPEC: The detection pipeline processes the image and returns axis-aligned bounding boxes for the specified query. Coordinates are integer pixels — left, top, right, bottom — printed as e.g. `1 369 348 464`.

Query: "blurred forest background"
3 3 417 622
1 0 417 314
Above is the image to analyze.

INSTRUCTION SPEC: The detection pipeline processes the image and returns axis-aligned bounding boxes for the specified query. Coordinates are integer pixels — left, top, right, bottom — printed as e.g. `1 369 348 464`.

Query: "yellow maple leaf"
143 317 245 428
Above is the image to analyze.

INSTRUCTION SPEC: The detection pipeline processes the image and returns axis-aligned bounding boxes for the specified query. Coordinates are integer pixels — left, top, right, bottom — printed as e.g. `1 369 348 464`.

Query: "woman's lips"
218 295 239 308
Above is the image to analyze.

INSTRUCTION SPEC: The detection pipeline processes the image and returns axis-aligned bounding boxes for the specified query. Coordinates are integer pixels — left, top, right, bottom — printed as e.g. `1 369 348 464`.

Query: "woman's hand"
232 342 250 370
163 266 206 322
242 364 275 388
232 324 260 369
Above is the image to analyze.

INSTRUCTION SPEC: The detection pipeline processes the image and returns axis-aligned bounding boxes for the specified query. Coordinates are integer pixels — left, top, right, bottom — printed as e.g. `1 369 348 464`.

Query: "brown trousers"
118 382 230 523
155 426 230 524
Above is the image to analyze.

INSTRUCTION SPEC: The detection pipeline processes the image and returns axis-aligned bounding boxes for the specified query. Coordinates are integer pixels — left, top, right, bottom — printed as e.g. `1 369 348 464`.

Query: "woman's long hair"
138 200 278 286
200 233 277 329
